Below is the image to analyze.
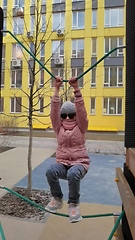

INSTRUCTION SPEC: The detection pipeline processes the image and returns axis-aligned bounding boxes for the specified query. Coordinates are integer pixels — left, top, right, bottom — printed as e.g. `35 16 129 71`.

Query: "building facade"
0 0 126 131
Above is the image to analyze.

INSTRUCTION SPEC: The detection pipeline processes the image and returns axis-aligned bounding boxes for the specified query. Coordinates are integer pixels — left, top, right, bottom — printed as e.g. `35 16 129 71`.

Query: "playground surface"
0 137 125 240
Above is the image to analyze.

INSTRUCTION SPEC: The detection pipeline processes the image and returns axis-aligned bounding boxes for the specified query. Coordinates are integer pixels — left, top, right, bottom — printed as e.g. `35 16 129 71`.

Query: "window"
39 98 44 113
52 40 64 57
3 18 7 36
105 37 124 56
104 67 123 87
105 8 124 27
42 0 46 4
53 0 65 2
103 98 122 115
92 10 97 28
28 69 33 86
13 17 24 34
92 38 97 56
91 67 96 87
40 42 45 58
3 0 7 8
14 0 24 7
11 70 22 88
72 39 84 58
0 98 4 113
53 13 65 31
90 98 95 114
10 97 22 113
30 15 35 32
31 0 35 5
2 45 5 59
72 11 84 29
51 68 64 87
29 42 35 59
40 69 44 86
1 72 4 87
12 44 22 59
41 14 46 32
71 68 83 87
1 45 5 87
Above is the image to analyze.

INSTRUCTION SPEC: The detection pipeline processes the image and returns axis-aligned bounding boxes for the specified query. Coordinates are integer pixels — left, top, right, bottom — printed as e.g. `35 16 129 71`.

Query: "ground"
0 146 51 222
0 131 124 222
0 187 51 221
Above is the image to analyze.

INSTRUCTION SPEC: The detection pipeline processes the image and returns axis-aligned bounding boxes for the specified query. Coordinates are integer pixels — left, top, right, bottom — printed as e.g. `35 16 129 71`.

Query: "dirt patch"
0 146 14 153
0 187 51 221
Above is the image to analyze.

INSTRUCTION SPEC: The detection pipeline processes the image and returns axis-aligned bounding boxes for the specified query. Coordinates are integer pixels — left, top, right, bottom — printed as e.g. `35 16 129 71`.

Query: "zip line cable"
1 30 126 83
0 185 124 240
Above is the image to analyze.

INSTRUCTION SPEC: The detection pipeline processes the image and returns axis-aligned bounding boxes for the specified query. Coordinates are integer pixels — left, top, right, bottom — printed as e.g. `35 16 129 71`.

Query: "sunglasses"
61 113 76 119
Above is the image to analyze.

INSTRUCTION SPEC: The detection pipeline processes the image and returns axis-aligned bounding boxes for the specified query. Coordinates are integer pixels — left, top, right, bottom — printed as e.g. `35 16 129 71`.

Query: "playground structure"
0 0 135 239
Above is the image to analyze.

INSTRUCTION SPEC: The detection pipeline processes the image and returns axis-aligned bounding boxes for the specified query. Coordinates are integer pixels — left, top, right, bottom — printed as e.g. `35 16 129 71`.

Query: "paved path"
16 154 125 206
0 135 125 155
0 137 125 240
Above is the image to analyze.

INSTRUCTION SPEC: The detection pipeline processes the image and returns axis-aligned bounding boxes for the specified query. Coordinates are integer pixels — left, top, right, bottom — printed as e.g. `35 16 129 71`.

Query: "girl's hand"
68 77 79 90
54 76 63 89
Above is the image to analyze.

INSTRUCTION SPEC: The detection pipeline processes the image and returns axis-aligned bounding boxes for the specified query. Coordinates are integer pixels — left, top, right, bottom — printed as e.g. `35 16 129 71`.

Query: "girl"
45 76 90 223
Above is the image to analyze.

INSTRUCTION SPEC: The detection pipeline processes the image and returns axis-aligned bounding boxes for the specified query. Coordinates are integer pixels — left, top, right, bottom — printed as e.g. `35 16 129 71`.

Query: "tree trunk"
27 120 33 198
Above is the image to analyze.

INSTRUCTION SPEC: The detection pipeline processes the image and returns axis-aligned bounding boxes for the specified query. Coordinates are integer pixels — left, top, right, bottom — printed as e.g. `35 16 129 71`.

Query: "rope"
1 30 126 83
0 222 6 240
107 210 124 240
0 186 114 219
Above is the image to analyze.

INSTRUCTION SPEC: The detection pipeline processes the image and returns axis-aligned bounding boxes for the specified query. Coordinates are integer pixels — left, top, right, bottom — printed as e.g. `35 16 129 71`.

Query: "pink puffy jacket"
50 90 90 171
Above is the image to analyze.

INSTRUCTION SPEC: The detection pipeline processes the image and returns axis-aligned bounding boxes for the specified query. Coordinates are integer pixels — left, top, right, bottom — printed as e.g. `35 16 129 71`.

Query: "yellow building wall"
1 0 126 131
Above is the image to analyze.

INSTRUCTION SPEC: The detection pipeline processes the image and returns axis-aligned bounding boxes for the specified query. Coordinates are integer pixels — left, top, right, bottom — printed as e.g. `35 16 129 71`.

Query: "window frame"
52 40 64 58
3 0 7 8
0 97 4 113
41 14 46 32
104 37 124 56
90 67 96 88
103 97 122 115
104 8 124 28
40 42 45 58
13 17 24 35
71 67 83 88
11 69 22 88
104 66 123 87
10 97 22 113
90 97 96 115
72 11 85 30
71 39 84 58
12 43 23 59
91 38 97 57
92 9 97 28
14 0 24 7
53 0 65 3
40 69 44 87
52 12 65 31
39 97 44 113
51 68 64 87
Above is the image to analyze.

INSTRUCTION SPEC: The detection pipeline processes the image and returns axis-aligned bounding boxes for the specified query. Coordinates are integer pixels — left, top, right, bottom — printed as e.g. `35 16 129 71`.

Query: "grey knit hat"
60 101 76 115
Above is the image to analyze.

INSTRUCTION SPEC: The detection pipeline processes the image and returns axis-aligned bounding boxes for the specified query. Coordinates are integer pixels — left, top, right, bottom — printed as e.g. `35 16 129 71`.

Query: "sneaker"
68 203 82 223
45 197 63 213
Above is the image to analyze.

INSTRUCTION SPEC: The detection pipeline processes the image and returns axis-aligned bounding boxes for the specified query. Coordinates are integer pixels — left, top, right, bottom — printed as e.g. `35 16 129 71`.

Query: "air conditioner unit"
54 58 64 65
57 29 64 36
27 31 34 38
11 59 21 68
16 7 24 16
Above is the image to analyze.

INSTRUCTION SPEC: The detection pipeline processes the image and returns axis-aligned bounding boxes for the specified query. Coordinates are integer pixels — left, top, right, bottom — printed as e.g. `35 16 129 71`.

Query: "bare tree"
2 0 91 197
3 0 69 197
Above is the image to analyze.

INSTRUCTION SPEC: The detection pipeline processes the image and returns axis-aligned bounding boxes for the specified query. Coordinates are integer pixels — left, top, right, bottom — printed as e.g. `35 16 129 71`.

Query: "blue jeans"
46 163 87 204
